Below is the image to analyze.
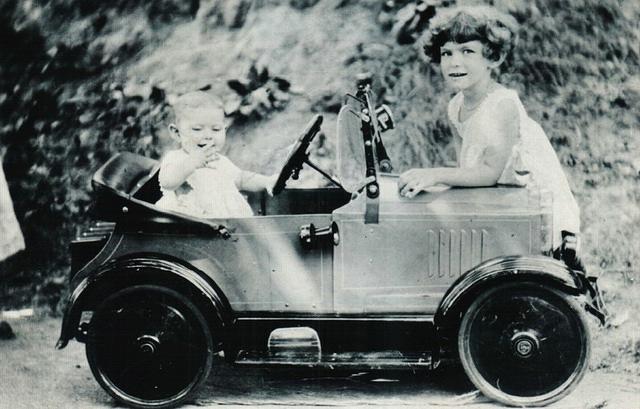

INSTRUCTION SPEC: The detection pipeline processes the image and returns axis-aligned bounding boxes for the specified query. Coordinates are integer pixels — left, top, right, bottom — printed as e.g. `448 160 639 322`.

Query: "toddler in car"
398 6 580 250
156 91 275 218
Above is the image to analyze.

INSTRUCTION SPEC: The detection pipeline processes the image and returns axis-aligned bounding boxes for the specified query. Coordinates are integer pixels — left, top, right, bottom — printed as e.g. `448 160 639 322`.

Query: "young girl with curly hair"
397 6 580 249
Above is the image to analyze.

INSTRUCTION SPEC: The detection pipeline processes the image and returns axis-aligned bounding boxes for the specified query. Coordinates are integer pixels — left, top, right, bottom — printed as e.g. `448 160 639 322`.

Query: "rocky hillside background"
1 0 638 374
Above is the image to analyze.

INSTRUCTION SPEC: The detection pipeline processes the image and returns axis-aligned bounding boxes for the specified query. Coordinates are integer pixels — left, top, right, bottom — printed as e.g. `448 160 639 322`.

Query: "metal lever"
299 222 339 249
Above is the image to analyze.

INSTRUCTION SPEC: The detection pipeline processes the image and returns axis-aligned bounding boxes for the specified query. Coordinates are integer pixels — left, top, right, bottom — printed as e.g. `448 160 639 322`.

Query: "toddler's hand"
398 169 439 198
189 144 219 168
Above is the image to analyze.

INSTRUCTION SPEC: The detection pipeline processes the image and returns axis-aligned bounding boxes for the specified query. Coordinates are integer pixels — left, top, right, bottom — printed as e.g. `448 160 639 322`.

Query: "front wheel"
458 282 590 407
86 285 214 409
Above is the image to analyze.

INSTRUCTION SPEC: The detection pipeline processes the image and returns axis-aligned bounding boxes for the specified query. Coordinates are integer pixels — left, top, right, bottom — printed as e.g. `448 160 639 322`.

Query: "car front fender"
434 255 589 347
56 253 233 349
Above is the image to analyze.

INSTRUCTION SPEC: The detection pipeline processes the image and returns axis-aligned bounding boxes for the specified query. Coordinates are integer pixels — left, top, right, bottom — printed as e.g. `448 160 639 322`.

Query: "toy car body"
58 80 605 408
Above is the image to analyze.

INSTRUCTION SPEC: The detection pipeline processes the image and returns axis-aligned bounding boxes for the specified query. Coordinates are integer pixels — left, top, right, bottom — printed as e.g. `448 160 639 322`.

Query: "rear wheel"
458 282 590 407
86 285 214 409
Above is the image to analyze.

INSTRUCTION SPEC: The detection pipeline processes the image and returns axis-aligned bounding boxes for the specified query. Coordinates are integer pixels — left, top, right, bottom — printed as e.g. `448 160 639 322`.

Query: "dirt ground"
0 312 638 409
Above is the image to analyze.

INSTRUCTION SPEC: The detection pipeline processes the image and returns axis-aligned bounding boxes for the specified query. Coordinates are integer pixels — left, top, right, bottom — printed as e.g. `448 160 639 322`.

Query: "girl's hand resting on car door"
398 169 441 198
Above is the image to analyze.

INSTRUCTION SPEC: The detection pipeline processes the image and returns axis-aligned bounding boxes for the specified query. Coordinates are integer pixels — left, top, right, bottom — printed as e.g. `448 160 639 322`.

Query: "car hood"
337 174 548 217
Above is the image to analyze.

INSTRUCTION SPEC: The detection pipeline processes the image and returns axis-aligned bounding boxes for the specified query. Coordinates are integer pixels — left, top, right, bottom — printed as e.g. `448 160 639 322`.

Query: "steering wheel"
272 115 323 195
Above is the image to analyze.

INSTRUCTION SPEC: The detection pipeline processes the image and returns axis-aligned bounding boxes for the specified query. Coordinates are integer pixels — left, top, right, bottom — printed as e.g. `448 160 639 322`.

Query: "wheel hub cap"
137 335 160 356
511 331 539 358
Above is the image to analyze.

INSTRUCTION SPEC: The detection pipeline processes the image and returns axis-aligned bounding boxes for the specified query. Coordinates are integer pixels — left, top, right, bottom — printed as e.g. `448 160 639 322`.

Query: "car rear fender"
434 255 590 349
56 253 233 350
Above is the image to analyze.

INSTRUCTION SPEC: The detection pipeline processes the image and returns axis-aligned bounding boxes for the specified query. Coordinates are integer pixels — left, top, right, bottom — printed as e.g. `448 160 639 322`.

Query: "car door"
331 180 538 315
332 203 445 314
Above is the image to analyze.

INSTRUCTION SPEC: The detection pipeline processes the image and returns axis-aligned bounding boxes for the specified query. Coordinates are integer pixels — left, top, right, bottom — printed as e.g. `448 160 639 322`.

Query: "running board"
234 326 435 369
234 350 434 369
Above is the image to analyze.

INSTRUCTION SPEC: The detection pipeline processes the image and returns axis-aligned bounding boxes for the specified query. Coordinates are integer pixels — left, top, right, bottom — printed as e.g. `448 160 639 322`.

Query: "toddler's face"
440 40 496 92
174 106 226 154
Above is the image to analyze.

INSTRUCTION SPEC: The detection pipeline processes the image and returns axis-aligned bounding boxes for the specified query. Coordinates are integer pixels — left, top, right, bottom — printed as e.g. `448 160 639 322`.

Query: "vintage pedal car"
57 79 605 408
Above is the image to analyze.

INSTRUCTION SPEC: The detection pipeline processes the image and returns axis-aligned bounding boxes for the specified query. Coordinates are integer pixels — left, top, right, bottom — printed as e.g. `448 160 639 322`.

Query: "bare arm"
159 146 218 191
237 171 277 194
399 99 519 197
159 158 199 191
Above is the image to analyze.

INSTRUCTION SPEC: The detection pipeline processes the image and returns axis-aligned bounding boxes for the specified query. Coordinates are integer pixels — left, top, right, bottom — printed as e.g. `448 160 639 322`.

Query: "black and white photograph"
0 0 638 408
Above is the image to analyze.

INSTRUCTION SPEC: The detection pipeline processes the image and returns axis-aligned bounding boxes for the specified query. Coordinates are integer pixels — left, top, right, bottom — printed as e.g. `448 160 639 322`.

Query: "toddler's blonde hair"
170 91 224 125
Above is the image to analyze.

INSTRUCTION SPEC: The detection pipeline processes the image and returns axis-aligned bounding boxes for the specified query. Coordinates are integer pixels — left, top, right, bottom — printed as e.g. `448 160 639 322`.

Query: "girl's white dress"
156 150 253 219
448 87 580 249
0 160 25 261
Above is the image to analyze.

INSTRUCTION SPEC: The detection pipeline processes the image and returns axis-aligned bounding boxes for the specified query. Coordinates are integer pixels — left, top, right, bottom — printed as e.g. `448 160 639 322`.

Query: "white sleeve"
483 95 521 148
158 150 185 189
219 156 242 185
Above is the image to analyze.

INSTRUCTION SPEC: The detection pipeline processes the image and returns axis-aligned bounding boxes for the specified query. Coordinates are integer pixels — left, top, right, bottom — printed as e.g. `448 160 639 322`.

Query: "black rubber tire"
458 282 590 407
86 285 214 409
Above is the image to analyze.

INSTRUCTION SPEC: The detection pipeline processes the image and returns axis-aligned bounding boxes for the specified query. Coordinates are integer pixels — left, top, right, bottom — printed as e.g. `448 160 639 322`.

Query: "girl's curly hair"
421 6 519 64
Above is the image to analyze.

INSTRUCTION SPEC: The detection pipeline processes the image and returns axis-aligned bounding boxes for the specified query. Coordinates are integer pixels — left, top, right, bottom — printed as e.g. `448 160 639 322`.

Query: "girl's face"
174 106 226 154
440 40 498 93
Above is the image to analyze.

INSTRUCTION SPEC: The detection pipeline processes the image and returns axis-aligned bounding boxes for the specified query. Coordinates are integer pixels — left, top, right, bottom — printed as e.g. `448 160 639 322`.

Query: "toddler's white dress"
156 150 253 219
0 160 25 261
448 87 580 249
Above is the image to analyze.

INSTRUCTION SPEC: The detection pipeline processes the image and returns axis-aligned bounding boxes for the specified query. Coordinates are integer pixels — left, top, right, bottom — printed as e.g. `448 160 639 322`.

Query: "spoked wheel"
458 282 590 407
86 285 214 409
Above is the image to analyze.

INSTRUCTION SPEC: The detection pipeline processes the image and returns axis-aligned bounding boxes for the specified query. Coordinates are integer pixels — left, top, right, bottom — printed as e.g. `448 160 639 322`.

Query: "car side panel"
331 183 542 314
333 216 537 314
104 215 333 313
